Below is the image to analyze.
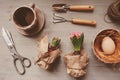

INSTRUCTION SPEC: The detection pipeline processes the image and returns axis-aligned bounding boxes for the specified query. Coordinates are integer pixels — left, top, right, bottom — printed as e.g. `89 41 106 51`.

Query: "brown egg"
101 36 115 55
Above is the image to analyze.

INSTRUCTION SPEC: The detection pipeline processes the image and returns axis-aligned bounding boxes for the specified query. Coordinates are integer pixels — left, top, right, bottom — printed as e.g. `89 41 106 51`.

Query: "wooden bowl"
93 29 120 64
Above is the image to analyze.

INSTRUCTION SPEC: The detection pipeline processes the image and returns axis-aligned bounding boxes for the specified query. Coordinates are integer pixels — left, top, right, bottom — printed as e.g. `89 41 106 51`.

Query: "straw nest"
93 29 120 64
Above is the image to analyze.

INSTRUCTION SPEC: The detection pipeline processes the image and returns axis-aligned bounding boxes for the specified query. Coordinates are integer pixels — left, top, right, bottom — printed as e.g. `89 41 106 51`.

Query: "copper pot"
13 3 45 36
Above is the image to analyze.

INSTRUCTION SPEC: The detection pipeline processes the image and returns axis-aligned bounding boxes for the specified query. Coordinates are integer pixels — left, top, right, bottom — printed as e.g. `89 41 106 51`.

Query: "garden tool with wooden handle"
52 4 94 12
53 13 96 26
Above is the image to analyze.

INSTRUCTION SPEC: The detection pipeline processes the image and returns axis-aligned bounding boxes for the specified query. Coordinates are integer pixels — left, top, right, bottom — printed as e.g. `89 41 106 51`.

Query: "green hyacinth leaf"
51 37 61 48
71 33 84 52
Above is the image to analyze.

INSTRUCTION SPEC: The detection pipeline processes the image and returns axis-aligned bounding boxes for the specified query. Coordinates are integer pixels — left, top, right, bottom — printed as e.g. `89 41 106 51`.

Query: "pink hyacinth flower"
70 32 82 39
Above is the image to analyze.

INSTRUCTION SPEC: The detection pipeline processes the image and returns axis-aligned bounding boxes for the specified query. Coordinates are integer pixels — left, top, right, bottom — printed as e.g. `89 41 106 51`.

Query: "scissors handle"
13 57 31 75
22 57 31 68
14 58 25 75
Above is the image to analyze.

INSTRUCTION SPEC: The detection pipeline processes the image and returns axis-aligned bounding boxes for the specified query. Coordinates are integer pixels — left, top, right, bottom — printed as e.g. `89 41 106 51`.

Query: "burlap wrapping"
35 36 61 69
64 49 88 78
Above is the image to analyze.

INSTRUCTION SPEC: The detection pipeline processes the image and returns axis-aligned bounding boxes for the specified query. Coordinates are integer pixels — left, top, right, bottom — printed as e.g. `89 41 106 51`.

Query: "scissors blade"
2 27 13 46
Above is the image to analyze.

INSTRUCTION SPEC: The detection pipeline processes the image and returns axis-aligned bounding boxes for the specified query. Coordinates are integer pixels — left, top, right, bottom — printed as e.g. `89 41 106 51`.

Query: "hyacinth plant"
70 32 84 54
50 37 61 50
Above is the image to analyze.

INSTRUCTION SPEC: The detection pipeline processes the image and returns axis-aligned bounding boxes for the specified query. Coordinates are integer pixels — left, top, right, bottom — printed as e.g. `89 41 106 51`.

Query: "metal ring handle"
22 58 31 68
14 58 25 75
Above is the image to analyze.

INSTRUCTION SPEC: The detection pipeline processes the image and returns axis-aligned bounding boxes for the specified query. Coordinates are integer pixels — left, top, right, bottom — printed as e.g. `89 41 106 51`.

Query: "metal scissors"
2 27 31 75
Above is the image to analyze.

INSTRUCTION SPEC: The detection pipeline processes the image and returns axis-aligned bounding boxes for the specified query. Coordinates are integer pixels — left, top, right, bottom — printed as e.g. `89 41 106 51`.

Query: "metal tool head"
53 13 67 23
2 27 14 48
52 4 68 12
53 13 70 23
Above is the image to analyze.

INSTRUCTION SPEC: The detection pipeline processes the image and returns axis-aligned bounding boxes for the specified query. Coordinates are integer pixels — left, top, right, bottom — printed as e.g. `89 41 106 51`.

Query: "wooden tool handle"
72 19 96 26
69 5 94 11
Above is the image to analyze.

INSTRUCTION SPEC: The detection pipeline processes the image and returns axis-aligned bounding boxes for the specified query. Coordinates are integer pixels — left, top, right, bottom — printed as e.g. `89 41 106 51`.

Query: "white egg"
101 36 115 55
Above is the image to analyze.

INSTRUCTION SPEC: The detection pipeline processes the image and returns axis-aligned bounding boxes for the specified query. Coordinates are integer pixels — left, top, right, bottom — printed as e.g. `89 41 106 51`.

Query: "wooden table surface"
0 0 120 80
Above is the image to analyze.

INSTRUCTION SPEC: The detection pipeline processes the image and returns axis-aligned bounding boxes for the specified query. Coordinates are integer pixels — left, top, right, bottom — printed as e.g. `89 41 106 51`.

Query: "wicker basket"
93 29 120 64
